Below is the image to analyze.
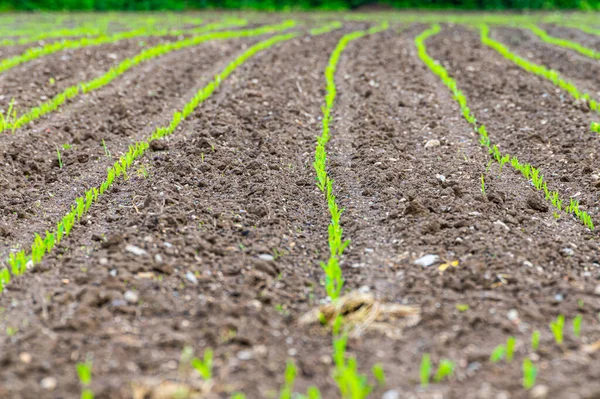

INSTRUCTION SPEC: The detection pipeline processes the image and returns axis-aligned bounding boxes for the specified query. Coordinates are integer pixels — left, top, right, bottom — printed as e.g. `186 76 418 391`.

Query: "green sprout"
420 353 431 387
490 344 506 363
433 359 455 383
480 174 486 195
279 360 297 399
456 303 469 312
531 330 540 351
102 139 112 159
522 359 538 390
56 146 63 169
550 314 565 344
76 359 94 399
231 393 246 399
190 348 213 381
372 363 385 387
506 337 516 363
573 314 583 338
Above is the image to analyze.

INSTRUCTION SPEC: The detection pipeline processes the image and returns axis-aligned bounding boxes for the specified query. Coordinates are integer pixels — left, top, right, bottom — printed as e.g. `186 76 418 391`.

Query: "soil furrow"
0 29 357 398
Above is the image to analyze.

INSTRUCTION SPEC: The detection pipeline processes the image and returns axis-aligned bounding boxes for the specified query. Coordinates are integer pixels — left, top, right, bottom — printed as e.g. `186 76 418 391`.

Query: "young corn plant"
433 359 455 383
416 24 595 231
531 330 540 351
592 122 600 133
190 348 213 381
573 314 583 338
76 360 94 399
0 32 299 293
522 359 538 390
550 314 565 344
420 353 432 387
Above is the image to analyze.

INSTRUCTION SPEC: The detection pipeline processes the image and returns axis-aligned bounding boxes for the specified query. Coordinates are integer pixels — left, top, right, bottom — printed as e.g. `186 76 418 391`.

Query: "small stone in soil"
124 291 139 304
109 269 117 277
40 377 57 390
507 309 519 321
561 247 575 257
529 385 549 399
185 271 198 285
413 254 439 268
424 139 440 148
382 390 400 399
258 254 274 261
125 244 147 256
237 350 253 360
594 285 600 296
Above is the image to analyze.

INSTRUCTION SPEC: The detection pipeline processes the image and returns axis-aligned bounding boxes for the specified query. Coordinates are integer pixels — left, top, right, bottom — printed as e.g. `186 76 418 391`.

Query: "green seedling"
480 174 485 195
76 359 94 399
420 353 431 387
433 359 455 383
592 122 600 133
231 393 246 399
456 303 469 312
56 146 63 169
531 330 540 351
573 314 583 338
0 99 17 133
490 344 506 363
62 143 72 150
102 139 112 159
49 77 55 85
522 359 538 390
372 363 385 386
550 314 565 344
190 348 213 381
279 360 297 399
506 337 516 362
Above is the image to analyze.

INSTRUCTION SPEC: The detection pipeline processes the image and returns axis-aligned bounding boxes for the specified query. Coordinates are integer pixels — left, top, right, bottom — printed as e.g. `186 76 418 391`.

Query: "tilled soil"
1 19 600 399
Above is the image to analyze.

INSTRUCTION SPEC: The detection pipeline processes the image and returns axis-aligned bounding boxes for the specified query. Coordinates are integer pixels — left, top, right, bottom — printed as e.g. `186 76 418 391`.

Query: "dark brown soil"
1 18 600 399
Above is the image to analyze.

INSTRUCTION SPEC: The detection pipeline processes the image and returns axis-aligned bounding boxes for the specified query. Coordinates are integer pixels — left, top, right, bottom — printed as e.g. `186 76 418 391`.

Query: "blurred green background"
1 0 599 10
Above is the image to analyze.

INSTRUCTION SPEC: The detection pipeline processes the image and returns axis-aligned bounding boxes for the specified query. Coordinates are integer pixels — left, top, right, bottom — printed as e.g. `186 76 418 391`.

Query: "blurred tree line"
1 0 599 10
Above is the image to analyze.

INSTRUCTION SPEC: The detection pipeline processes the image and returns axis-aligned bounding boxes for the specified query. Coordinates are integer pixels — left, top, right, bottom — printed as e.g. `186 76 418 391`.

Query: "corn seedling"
76 359 94 399
1 21 297 134
573 314 583 338
550 314 565 344
416 25 595 230
506 336 516 362
56 146 63 169
526 24 600 60
490 344 506 363
279 360 297 399
456 303 469 312
0 99 17 134
310 21 343 36
480 24 600 128
332 330 374 399
592 122 600 133
531 330 540 351
190 348 213 380
522 359 538 390
433 359 455 383
372 363 385 386
420 353 432 387
101 139 111 159
480 174 486 195
314 23 387 300
231 393 246 399
0 32 298 293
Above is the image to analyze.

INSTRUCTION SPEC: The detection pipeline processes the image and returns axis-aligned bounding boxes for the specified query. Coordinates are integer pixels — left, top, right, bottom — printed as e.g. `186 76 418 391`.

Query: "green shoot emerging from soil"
522 359 538 390
102 139 111 159
76 359 94 399
433 359 455 383
573 314 583 338
506 336 516 363
372 363 386 386
490 344 506 363
550 314 565 344
190 348 213 380
279 360 297 399
480 174 485 195
420 353 431 387
592 122 600 134
56 146 63 169
531 330 540 351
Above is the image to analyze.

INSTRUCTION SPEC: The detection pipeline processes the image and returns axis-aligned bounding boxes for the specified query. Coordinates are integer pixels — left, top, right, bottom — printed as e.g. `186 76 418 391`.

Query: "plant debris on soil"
1 12 600 399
